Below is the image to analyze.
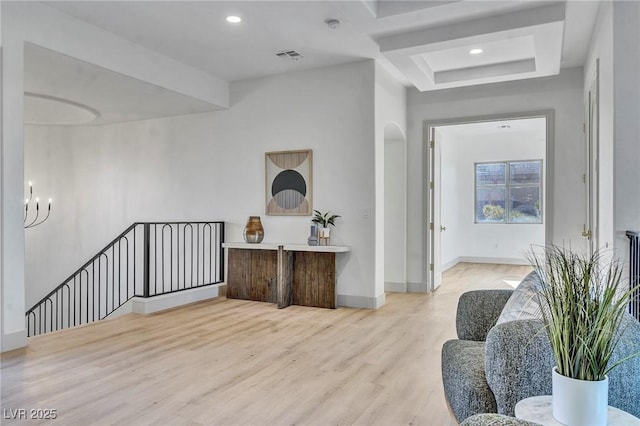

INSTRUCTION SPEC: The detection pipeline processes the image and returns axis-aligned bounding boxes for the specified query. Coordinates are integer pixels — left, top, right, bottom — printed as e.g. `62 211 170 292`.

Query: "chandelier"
24 182 52 229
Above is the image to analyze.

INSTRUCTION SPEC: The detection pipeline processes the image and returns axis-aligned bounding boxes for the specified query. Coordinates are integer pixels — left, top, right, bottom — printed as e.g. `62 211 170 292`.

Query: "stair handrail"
25 221 225 336
26 222 140 313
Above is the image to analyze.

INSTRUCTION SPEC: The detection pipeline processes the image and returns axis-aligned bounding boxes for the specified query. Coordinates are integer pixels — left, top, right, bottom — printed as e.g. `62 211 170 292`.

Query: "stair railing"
627 231 639 321
26 221 225 337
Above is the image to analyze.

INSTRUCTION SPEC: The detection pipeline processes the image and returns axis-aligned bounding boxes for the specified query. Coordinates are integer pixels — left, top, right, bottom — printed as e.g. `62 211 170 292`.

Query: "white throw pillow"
496 271 543 325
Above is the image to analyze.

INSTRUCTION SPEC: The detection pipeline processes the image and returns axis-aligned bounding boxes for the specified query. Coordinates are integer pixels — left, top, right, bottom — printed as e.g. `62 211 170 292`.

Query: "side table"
515 395 640 426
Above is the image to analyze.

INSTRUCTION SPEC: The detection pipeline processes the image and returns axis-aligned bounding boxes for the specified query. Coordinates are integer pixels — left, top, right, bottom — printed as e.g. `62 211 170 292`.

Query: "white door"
429 127 443 289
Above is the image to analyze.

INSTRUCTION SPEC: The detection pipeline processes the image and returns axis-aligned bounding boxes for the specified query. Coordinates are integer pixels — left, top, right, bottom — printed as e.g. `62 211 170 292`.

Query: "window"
475 160 542 224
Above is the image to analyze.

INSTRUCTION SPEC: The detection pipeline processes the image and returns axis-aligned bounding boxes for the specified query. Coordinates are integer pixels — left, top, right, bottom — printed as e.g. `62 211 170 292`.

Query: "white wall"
439 128 546 268
1 3 28 352
612 1 640 251
375 63 407 297
584 1 614 251
584 1 640 258
407 68 584 288
25 60 379 310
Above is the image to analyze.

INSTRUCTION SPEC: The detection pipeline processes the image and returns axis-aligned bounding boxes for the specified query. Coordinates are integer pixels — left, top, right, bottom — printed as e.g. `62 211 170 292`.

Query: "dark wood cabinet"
291 251 335 308
223 243 349 309
227 248 277 303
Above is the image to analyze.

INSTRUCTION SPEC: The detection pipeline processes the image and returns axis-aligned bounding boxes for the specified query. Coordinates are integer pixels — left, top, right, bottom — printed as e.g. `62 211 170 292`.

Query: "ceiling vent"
276 50 303 61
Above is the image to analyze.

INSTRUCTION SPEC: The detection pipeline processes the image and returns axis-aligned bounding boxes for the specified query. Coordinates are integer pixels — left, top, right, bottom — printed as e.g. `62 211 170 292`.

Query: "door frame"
422 110 555 291
585 60 599 253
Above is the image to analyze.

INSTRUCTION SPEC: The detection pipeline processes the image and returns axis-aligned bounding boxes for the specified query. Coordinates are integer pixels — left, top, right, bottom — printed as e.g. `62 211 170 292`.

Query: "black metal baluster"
220 222 225 283
177 224 181 291
154 224 158 296
204 223 212 285
186 224 194 288
143 223 150 298
627 231 639 320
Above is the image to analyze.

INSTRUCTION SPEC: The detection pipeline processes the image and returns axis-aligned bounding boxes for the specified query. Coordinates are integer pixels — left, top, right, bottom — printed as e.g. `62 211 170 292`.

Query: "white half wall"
24 61 378 309
407 68 584 287
439 126 546 267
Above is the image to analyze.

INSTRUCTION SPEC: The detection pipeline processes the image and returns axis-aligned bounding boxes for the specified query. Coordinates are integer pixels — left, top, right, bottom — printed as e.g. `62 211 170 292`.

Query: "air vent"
276 50 303 61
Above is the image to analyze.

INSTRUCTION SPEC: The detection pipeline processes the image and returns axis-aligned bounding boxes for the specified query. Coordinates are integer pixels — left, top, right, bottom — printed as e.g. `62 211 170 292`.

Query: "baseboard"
107 299 134 319
385 281 407 293
407 281 428 293
337 293 385 310
132 285 221 314
442 258 460 272
458 256 529 265
1 329 28 353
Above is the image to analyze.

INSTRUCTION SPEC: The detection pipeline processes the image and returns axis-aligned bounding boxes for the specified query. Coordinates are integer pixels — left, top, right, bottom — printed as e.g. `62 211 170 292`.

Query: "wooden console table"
222 243 350 309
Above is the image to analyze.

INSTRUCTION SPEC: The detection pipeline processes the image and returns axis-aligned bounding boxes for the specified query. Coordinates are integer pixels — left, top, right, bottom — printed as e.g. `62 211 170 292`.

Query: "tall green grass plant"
528 245 638 381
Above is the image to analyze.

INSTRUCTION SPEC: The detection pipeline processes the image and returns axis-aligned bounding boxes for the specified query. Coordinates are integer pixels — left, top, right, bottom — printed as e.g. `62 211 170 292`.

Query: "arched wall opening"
383 122 407 292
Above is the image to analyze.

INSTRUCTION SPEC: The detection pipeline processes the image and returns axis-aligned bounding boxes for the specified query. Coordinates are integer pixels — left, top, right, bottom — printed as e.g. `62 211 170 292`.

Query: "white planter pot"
552 366 608 426
319 227 331 238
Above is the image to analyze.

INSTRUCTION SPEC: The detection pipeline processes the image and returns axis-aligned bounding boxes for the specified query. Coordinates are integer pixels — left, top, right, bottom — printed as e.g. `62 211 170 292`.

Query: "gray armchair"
441 284 640 424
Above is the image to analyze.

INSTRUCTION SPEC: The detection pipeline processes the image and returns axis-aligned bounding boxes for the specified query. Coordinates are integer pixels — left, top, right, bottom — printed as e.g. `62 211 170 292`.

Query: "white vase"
552 366 608 426
319 227 331 245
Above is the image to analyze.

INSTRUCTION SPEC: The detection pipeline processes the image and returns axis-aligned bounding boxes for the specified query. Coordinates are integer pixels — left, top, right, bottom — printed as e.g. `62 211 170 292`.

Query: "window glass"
475 188 506 222
509 186 541 223
510 161 541 184
476 163 506 186
475 160 542 224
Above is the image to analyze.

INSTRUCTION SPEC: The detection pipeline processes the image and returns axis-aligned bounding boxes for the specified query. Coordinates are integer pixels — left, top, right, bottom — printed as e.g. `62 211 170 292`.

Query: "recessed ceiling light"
226 16 242 24
470 48 483 55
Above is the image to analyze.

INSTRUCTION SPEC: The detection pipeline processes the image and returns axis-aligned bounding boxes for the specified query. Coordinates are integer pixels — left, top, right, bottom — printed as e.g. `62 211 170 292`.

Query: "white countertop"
222 242 350 253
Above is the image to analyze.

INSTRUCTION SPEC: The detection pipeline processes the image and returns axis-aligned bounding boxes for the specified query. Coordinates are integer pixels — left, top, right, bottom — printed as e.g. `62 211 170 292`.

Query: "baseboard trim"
1 329 28 353
407 281 428 293
337 293 385 310
457 256 529 265
385 281 407 293
442 258 460 272
132 285 221 314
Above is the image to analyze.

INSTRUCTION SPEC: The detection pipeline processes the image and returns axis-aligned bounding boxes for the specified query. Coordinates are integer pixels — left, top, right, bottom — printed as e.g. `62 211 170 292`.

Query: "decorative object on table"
265 149 312 215
312 210 340 246
307 223 318 246
24 181 53 229
243 216 264 243
527 245 640 426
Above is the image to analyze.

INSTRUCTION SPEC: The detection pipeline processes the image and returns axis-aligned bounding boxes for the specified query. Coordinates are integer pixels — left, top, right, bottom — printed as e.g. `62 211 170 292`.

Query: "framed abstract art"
265 149 312 215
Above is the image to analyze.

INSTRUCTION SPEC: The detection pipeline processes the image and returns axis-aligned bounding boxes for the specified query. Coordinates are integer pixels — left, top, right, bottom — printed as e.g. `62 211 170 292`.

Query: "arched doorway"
384 123 407 292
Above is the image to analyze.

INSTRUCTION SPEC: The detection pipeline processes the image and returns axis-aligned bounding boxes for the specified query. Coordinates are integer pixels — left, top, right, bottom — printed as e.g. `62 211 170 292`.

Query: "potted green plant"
312 210 340 245
528 245 639 426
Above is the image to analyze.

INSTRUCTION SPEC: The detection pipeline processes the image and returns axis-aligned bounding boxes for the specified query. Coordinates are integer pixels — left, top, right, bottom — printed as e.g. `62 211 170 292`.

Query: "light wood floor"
1 263 530 426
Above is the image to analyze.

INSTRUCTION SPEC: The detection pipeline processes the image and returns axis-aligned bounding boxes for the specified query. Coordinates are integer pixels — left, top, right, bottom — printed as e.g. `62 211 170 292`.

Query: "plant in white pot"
528 245 639 426
312 210 340 246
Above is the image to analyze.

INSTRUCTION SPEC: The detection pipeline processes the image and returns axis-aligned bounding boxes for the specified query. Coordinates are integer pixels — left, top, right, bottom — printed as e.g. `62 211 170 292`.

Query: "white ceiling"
24 44 222 125
378 3 568 90
25 0 601 125
437 117 547 139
